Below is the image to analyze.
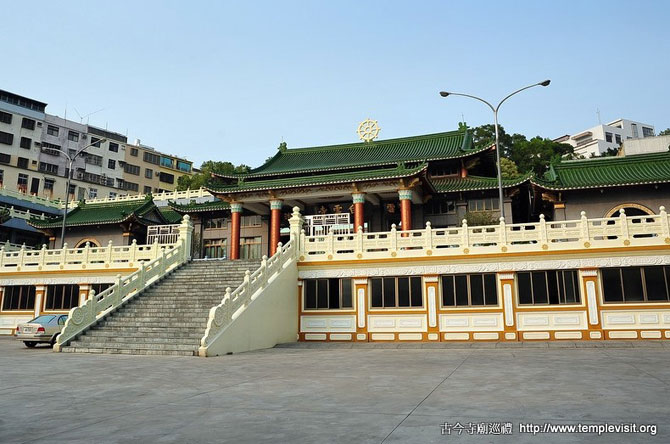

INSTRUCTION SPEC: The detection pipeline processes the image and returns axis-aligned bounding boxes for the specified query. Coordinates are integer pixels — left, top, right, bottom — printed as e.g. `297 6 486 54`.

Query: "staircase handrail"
54 215 193 350
200 239 295 349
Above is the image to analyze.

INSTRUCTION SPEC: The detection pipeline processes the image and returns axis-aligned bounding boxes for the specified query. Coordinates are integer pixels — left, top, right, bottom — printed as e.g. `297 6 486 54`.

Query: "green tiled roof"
532 151 670 191
168 200 231 214
218 130 482 178
207 163 429 193
431 173 532 193
158 206 184 223
28 196 167 229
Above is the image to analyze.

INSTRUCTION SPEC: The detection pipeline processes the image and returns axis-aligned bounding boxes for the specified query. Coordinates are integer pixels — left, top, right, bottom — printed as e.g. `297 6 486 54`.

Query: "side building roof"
532 151 670 191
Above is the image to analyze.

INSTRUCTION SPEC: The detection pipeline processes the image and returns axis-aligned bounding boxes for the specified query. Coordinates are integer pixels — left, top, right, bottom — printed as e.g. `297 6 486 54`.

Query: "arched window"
604 203 655 218
75 238 101 248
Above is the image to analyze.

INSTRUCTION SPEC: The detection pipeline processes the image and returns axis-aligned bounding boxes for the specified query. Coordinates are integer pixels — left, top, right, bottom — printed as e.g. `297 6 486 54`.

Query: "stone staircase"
60 259 261 356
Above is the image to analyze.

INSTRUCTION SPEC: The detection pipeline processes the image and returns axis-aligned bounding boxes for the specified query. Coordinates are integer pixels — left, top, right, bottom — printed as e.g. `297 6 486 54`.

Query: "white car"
15 315 68 348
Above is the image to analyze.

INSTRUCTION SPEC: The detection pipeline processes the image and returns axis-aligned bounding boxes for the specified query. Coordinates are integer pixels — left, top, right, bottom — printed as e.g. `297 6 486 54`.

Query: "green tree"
499 157 520 179
177 161 250 190
509 136 574 176
658 128 670 136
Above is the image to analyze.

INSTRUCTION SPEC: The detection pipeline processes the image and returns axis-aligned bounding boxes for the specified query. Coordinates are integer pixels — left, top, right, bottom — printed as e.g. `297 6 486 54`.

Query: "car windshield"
28 315 57 325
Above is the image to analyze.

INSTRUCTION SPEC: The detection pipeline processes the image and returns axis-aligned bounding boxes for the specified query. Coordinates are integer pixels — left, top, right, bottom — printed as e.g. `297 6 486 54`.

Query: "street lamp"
439 80 550 219
48 138 107 248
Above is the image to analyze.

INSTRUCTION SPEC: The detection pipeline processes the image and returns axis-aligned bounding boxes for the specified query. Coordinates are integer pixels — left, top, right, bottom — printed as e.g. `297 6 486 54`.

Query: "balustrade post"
115 274 123 304
390 224 398 253
300 229 306 258
18 244 25 265
107 240 114 263
288 206 305 249
244 270 251 297
159 248 166 276
580 211 590 244
153 239 160 259
327 230 334 257
88 289 97 321
619 209 630 244
138 262 146 287
0 246 5 268
425 221 433 250
261 255 268 286
660 206 670 240
498 217 507 249
83 242 90 264
61 243 68 265
539 214 548 246
178 214 193 260
130 240 137 262
356 226 363 256
461 219 469 249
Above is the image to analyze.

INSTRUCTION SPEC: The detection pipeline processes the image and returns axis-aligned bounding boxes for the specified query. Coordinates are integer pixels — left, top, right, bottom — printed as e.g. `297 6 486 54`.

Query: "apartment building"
0 89 193 201
555 118 655 157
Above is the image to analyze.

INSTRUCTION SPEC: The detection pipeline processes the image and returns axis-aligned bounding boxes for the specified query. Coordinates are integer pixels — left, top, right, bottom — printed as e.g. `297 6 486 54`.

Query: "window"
159 172 174 184
304 278 353 310
108 142 119 152
642 127 654 138
84 153 103 166
39 162 59 175
44 178 55 192
0 111 11 124
143 152 160 164
615 134 622 144
160 156 174 168
0 169 3 186
78 187 86 201
47 125 59 137
370 276 423 308
605 132 613 143
130 147 138 157
41 142 62 156
89 188 97 199
109 192 117 198
601 266 670 303
0 153 10 164
124 163 140 175
17 174 28 192
17 157 29 169
2 285 36 310
90 137 101 147
468 198 499 212
21 117 35 130
120 181 139 192
0 130 13 145
205 217 227 229
441 273 498 307
631 123 639 138
177 160 191 172
143 185 152 194
108 159 116 169
425 199 456 215
68 184 76 196
45 284 80 311
240 236 262 259
517 270 580 305
20 137 31 149
145 168 153 179
90 283 112 295
204 239 227 259
68 131 79 142
241 215 261 227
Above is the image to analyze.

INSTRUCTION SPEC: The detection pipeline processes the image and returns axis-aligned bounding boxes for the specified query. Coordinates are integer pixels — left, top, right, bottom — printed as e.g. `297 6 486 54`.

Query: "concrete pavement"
1 338 669 443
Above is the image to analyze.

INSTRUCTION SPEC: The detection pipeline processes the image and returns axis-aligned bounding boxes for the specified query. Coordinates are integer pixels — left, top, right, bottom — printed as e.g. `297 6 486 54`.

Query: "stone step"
68 340 199 351
100 320 207 328
90 325 205 334
75 335 201 345
124 303 219 309
110 312 208 320
120 308 210 314
86 329 202 339
61 347 196 356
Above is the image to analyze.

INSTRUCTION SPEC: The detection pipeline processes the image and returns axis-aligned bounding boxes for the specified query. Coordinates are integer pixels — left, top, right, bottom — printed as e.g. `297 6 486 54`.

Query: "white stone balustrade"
2 206 49 221
298 207 670 261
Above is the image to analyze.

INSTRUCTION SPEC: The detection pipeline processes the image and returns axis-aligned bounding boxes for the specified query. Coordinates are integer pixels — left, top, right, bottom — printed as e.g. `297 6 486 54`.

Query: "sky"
4 0 669 168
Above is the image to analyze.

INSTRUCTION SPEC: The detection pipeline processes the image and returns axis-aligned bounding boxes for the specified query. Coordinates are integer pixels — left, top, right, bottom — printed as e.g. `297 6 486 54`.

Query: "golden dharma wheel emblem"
357 118 380 142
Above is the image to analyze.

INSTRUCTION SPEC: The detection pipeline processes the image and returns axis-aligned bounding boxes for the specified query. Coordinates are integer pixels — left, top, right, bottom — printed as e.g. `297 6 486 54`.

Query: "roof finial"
278 141 287 153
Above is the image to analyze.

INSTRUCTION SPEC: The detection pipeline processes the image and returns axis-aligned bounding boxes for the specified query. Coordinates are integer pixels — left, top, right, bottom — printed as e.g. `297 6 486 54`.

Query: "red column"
230 202 242 260
352 193 365 232
269 199 283 256
398 189 412 231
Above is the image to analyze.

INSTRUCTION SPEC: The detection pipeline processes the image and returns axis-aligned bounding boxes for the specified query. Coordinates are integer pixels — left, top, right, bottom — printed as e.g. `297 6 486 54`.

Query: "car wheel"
50 334 60 347
24 341 37 348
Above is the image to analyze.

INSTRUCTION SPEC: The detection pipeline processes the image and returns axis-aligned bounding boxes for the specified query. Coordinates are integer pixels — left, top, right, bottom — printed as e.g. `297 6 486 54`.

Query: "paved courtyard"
1 338 669 443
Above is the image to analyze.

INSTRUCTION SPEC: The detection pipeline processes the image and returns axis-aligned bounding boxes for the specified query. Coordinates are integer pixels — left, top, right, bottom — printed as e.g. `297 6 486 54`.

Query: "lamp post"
50 138 107 248
439 80 550 219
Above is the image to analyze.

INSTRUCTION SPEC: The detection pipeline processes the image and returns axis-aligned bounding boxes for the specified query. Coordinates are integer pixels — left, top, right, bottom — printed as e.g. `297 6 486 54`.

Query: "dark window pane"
470 274 484 305
383 277 396 307
26 287 35 310
410 277 422 307
564 271 578 303
644 267 667 301
455 275 468 306
442 276 454 306
622 268 643 302
317 279 328 308
532 272 548 304
518 272 532 304
328 279 340 309
547 271 559 304
483 274 498 305
341 279 352 308
397 278 410 307
371 278 383 307
602 268 623 302
304 280 317 309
